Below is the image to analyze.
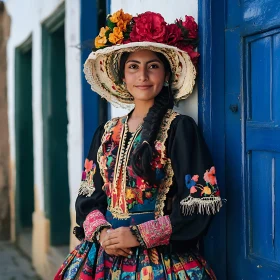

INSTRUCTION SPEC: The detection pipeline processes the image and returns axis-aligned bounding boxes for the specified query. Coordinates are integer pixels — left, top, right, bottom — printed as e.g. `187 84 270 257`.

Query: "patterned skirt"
54 240 216 280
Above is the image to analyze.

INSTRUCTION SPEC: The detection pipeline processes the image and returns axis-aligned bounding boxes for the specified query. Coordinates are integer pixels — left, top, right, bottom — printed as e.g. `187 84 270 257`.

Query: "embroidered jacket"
75 110 222 250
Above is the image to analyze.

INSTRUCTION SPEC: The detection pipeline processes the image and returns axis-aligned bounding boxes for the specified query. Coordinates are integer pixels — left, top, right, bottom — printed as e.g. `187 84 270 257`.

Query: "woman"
55 9 222 280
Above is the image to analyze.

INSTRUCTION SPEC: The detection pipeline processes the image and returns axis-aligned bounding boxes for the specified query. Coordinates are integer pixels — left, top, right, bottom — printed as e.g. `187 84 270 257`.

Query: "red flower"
175 43 200 66
145 191 153 199
165 23 183 45
179 15 198 39
129 12 167 43
151 156 164 170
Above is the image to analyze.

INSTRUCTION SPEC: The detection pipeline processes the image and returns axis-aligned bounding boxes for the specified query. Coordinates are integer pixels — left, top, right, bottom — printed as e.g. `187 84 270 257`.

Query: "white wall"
5 0 199 219
6 0 82 213
110 0 199 121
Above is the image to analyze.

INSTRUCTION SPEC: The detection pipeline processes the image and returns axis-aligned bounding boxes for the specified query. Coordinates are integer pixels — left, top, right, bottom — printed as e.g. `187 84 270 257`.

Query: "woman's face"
123 50 168 102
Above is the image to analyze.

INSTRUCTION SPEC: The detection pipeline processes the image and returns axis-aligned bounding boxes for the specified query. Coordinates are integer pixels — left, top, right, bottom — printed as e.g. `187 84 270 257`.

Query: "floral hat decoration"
84 9 199 108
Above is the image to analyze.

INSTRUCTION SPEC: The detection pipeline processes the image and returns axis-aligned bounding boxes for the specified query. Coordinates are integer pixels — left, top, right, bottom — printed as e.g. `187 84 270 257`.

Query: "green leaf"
107 19 116 30
105 30 111 38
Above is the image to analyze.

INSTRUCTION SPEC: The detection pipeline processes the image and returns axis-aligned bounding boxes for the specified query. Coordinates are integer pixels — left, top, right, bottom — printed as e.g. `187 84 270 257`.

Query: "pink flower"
192 175 199 182
190 186 197 194
129 12 167 43
84 159 93 173
155 141 164 152
203 166 217 186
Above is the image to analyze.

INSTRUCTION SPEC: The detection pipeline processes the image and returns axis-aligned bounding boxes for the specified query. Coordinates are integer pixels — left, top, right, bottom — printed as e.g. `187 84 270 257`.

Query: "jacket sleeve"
74 123 111 241
167 115 222 242
129 115 222 250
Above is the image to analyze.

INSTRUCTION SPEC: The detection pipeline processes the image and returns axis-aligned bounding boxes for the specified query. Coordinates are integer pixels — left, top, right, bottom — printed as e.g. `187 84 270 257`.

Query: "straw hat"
84 10 199 108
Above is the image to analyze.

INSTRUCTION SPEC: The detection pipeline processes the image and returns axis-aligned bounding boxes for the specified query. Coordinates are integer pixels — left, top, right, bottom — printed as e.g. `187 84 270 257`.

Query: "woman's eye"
128 64 138 69
149 64 159 69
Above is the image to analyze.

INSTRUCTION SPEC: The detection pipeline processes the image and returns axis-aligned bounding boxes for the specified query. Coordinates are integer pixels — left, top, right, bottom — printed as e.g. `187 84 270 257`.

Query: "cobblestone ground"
0 242 41 280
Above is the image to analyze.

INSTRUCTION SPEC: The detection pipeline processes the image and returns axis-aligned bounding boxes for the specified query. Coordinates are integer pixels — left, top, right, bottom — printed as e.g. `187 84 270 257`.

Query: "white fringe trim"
180 196 223 215
78 181 95 197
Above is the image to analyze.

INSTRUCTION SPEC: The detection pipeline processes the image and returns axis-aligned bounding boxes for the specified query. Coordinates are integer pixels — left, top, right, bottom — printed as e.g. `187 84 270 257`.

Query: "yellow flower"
117 19 127 31
108 27 124 44
95 35 107 48
99 26 109 37
109 9 122 23
94 26 110 48
126 188 135 200
201 186 212 195
109 9 132 26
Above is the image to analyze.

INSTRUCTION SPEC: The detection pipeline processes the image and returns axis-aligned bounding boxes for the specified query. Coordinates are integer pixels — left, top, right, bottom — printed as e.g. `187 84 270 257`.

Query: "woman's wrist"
99 227 112 245
129 225 146 248
95 225 111 244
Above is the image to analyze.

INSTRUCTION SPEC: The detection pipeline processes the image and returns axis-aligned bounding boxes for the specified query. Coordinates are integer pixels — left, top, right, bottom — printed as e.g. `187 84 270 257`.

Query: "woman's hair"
119 51 174 183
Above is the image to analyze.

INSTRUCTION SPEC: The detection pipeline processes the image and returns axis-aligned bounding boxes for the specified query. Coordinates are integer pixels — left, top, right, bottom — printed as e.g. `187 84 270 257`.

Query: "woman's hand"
101 227 140 256
100 228 136 257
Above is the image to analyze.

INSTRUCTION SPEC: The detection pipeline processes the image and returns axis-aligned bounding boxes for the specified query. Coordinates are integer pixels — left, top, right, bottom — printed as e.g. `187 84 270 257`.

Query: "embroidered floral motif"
97 110 179 219
126 166 158 210
83 210 111 242
204 166 217 186
136 216 172 248
180 166 222 215
78 159 97 197
154 110 179 218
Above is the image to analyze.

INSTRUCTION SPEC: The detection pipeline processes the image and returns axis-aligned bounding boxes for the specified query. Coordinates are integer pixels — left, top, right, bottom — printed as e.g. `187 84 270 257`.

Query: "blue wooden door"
225 0 280 278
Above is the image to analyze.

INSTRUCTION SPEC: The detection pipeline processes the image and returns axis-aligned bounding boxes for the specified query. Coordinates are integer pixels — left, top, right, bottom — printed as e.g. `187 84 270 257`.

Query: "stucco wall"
5 0 82 221
109 0 199 122
0 2 11 240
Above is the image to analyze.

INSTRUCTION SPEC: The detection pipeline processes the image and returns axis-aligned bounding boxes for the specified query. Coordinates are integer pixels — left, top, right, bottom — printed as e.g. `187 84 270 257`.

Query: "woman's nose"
138 67 148 81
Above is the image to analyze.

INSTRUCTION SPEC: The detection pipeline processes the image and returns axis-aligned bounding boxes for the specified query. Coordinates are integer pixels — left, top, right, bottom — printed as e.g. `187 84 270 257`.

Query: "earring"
163 81 169 87
123 81 126 87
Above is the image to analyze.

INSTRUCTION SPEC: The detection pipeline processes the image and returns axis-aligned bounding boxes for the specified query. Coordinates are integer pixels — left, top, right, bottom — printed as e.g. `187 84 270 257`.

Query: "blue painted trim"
80 0 99 160
198 1 212 141
106 0 111 14
198 1 227 279
106 0 112 120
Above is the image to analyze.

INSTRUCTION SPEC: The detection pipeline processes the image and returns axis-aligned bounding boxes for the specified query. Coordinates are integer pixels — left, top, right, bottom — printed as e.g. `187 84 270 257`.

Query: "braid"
131 85 174 183
119 51 174 183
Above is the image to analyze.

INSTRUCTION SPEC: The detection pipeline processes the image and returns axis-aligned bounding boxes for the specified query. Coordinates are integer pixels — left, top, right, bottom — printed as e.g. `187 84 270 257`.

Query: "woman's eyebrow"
126 59 162 64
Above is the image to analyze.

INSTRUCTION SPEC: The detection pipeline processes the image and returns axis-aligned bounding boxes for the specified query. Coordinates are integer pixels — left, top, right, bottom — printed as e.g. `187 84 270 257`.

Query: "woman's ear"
122 77 126 86
165 73 171 82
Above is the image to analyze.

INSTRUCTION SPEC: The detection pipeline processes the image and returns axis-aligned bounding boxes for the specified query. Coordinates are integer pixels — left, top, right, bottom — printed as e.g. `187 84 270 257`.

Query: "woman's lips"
134 85 153 90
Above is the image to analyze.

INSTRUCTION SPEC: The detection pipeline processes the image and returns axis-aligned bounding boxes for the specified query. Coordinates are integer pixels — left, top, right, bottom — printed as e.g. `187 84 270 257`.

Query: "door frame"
198 0 226 279
14 35 34 235
41 2 70 246
80 0 111 161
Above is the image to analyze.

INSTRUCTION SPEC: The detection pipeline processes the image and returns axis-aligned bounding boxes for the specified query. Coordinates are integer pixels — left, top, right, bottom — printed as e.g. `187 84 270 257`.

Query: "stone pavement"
0 242 41 280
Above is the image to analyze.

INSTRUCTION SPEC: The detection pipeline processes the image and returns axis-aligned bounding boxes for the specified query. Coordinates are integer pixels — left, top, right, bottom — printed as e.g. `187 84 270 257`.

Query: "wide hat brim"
83 42 196 109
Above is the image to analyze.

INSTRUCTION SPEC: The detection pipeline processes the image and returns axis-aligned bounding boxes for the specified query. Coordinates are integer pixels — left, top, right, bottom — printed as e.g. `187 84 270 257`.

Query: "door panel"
250 151 277 261
245 28 280 274
226 0 280 278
